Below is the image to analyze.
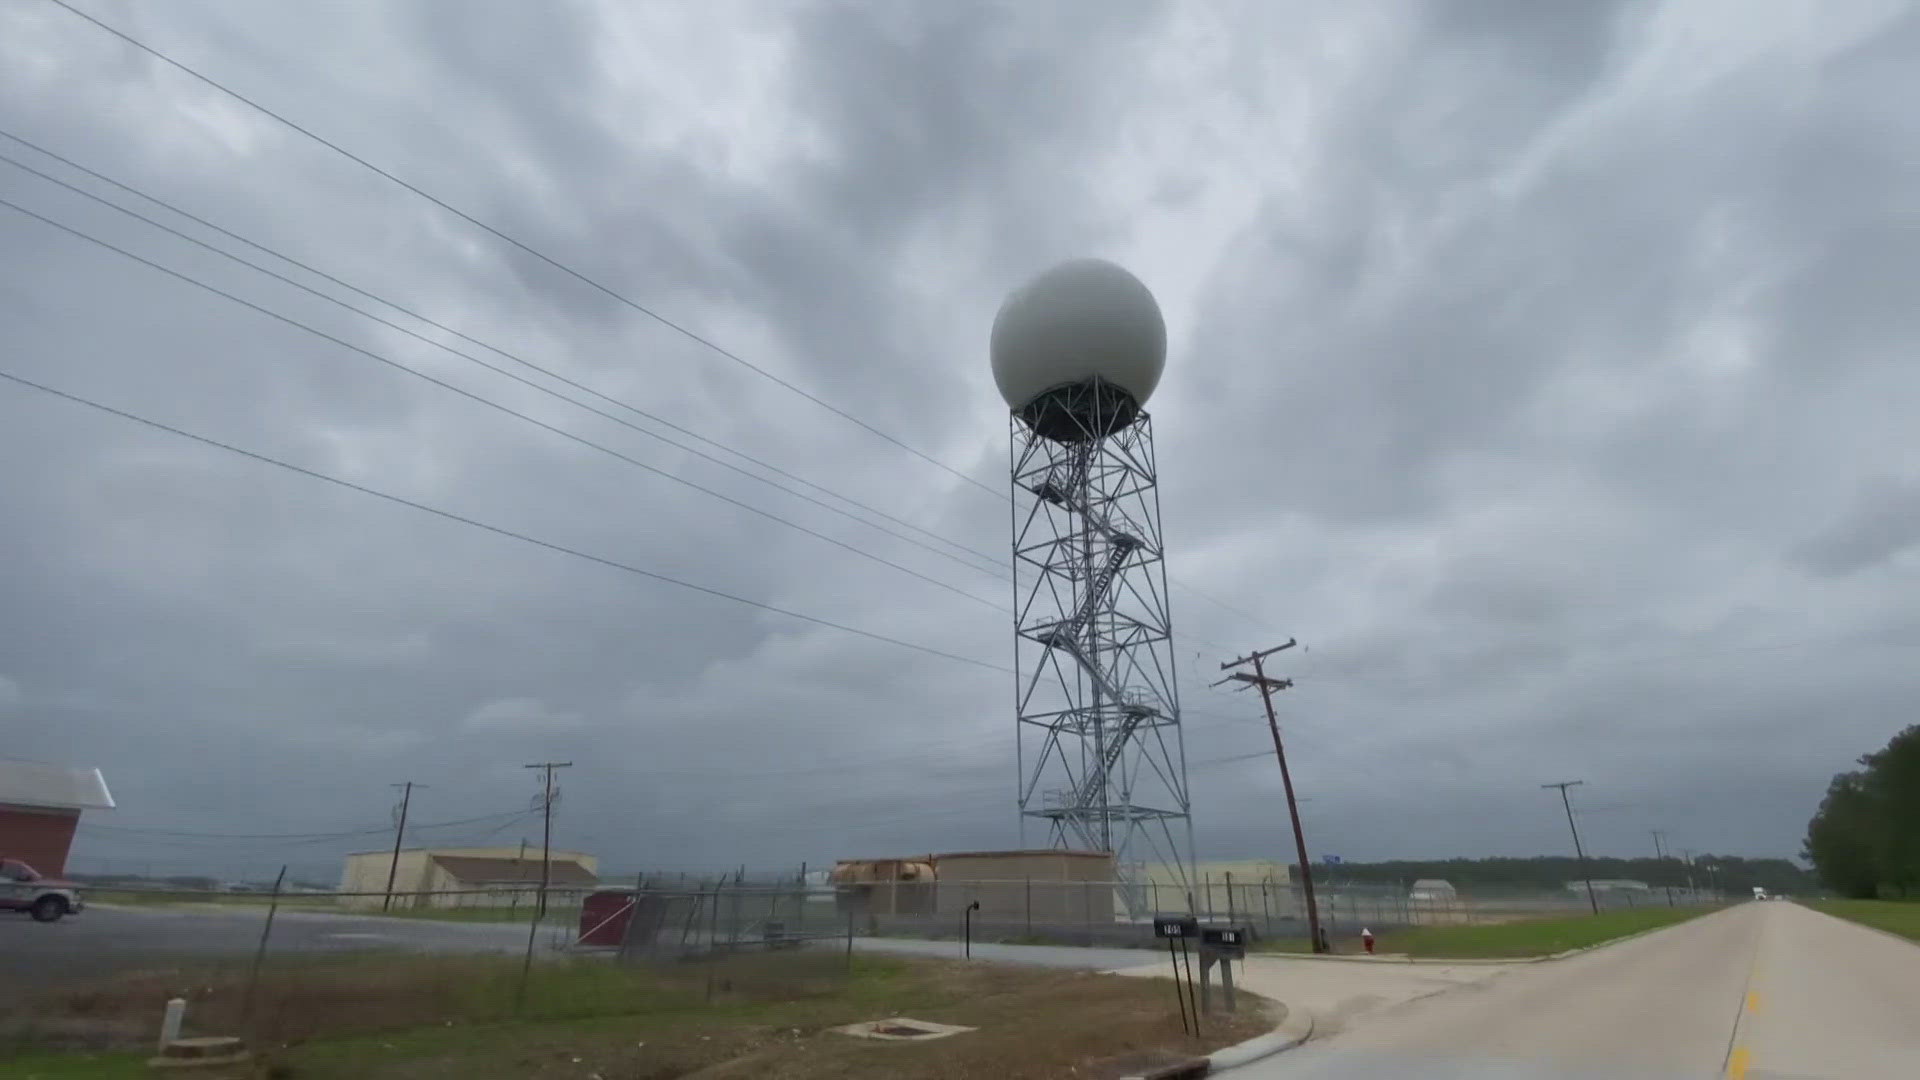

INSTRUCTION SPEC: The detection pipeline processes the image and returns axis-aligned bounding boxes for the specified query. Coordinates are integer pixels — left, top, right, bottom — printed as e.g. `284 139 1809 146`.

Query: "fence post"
1260 881 1272 935
845 906 855 973
239 865 287 1031
618 872 644 962
705 882 723 1003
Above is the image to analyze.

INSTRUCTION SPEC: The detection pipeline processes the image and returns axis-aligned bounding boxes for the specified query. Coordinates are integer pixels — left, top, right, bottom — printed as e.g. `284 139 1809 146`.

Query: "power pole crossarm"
1219 639 1296 671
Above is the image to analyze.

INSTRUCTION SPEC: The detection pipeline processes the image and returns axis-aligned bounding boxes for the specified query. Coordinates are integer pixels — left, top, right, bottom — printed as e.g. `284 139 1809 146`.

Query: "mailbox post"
1153 914 1199 1036
1199 925 1249 1014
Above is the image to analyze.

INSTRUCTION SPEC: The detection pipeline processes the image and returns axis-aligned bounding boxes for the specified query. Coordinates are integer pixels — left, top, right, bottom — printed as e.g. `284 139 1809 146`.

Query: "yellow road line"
1727 1045 1752 1079
1746 991 1760 1013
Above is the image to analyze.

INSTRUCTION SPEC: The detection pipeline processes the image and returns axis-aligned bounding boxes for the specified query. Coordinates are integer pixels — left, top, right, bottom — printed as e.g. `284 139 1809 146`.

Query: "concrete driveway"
1237 902 1920 1078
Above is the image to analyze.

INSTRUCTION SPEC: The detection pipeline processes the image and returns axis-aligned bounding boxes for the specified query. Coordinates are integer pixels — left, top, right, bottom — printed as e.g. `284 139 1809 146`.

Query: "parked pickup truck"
0 857 84 922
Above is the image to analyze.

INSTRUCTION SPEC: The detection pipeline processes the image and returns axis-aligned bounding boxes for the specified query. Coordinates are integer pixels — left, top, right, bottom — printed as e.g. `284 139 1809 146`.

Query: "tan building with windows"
339 846 599 910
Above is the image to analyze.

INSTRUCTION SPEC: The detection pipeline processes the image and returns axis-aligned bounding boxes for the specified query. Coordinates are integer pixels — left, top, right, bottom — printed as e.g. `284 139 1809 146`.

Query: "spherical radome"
990 258 1166 412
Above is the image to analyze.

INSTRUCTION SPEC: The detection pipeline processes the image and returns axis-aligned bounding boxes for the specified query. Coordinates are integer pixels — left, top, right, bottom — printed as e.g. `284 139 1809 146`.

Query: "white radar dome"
990 258 1166 413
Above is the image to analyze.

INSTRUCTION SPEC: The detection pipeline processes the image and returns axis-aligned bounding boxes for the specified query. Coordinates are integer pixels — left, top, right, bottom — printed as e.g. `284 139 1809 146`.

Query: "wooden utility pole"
522 762 572 918
1218 640 1326 953
516 761 572 1014
382 781 424 912
1544 781 1598 914
1650 829 1675 907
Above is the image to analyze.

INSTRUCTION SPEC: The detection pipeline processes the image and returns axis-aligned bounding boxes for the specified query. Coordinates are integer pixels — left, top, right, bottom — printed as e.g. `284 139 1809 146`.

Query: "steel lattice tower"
1010 377 1192 913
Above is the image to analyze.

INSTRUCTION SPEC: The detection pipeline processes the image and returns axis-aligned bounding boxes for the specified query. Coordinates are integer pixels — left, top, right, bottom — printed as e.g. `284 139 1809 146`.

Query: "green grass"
1258 905 1715 959
6 952 1269 1080
1806 899 1920 943
355 904 568 924
7 1049 143 1080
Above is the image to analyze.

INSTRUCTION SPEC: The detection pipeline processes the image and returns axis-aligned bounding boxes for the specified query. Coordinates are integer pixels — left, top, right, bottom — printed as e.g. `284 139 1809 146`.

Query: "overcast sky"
3 0 1916 884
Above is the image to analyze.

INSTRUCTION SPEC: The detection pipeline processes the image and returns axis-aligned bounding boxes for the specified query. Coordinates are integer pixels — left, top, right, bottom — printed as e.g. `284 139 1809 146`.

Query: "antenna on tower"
992 258 1193 915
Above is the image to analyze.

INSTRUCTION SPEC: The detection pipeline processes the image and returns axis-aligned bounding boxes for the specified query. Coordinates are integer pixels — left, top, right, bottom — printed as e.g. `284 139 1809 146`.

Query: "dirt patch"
6 952 1274 1078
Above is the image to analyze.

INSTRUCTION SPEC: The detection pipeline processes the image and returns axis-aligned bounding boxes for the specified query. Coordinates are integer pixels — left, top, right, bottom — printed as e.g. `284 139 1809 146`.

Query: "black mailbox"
1153 914 1198 940
1201 925 1248 959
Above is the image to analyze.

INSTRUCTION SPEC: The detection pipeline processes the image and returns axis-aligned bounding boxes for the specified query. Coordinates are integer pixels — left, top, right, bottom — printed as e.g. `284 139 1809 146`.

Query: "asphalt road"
1 903 563 997
1252 901 1920 1079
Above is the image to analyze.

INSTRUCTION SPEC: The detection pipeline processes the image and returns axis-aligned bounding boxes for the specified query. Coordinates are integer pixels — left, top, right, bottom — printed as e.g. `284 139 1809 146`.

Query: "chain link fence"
4 864 1729 1058
3 875 857 1060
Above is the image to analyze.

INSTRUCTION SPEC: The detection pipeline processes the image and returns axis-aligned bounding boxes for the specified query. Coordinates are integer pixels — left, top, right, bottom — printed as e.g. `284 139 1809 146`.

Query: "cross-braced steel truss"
1011 378 1192 915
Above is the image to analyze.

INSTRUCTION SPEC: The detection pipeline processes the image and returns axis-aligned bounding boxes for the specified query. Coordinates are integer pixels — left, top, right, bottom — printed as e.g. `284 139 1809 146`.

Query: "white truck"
1751 886 1769 901
0 857 85 922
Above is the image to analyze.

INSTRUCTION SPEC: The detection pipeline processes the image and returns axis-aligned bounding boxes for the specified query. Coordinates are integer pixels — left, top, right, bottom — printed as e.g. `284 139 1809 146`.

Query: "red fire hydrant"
1361 928 1375 954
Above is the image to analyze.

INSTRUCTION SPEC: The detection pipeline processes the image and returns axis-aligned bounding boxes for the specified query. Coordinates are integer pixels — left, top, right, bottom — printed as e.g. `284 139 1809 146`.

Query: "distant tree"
1803 724 1920 899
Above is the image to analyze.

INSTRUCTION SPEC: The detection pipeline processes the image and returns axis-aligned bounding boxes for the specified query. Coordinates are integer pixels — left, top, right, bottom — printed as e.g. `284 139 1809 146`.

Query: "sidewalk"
851 935 1521 1040
1109 953 1518 1038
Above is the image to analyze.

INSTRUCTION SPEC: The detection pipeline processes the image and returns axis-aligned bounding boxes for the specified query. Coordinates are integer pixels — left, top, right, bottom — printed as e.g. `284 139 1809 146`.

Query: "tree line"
1803 723 1920 899
1299 854 1811 896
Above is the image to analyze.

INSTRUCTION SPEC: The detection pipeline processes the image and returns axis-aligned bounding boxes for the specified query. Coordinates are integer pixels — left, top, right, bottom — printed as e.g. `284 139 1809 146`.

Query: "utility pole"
1218 640 1325 953
1650 829 1674 907
1542 781 1598 915
1680 849 1698 901
382 781 425 912
522 762 572 919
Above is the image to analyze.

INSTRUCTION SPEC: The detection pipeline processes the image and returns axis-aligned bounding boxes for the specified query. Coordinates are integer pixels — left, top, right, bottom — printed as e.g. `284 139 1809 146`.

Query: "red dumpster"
578 889 635 947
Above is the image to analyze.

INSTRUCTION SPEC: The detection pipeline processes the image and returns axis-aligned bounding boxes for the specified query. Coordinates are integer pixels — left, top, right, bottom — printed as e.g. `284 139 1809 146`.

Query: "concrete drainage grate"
832 1017 975 1041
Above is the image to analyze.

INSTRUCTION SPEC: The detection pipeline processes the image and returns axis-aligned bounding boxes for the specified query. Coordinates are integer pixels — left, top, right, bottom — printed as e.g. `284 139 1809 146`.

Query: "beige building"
1143 859 1292 917
933 849 1113 924
833 849 1115 924
339 846 599 910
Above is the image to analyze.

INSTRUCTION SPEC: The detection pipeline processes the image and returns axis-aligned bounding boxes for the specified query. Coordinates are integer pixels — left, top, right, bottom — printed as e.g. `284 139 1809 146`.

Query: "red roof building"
0 760 115 876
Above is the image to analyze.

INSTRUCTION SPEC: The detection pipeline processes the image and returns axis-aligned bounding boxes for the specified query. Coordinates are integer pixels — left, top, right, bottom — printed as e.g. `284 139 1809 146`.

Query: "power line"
45 0 1000 502
37 3 1294 642
0 172 1250 670
0 129 1011 579
0 193 1004 613
0 365 1013 673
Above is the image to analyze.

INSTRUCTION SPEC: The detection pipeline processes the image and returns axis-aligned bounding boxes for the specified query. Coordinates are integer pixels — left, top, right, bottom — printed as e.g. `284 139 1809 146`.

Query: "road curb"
1116 1005 1314 1079
1204 1004 1315 1073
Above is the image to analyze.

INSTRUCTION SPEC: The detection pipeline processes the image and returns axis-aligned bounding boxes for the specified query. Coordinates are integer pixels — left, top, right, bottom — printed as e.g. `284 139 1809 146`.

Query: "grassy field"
1257 905 1715 959
1806 899 1920 943
4 950 1270 1079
